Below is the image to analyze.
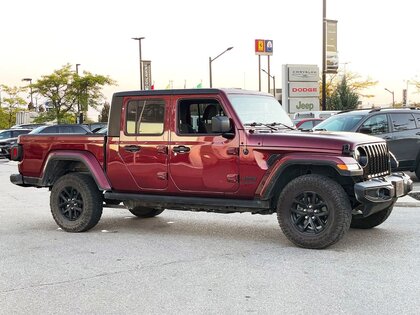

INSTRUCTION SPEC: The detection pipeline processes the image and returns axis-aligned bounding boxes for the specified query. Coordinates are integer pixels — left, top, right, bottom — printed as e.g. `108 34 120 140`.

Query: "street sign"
255 39 273 56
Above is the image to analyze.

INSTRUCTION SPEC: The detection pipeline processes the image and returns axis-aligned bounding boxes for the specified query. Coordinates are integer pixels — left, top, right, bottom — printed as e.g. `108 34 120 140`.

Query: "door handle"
124 145 141 153
172 145 190 153
383 136 392 140
416 132 420 135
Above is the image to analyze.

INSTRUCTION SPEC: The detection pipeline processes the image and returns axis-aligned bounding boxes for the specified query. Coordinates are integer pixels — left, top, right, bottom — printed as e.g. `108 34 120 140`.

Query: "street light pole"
132 37 145 90
209 46 233 88
262 69 276 98
75 64 82 122
21 78 33 109
322 0 327 111
384 88 395 108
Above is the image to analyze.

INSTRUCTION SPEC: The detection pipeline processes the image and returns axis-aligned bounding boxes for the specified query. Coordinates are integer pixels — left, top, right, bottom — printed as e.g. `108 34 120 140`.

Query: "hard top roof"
113 88 272 98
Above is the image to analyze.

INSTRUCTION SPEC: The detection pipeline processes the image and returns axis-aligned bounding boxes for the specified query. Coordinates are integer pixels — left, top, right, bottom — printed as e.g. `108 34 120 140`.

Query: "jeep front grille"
362 143 390 179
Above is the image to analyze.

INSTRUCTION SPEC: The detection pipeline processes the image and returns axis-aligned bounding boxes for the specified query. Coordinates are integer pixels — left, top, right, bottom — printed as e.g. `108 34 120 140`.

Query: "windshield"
315 114 365 131
228 94 293 127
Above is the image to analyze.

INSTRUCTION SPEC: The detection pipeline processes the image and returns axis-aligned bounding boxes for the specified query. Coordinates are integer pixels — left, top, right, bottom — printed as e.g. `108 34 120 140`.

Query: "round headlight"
355 147 368 168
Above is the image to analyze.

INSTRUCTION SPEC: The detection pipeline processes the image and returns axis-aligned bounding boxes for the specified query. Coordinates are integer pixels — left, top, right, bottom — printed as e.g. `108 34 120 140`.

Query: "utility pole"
322 0 327 111
132 37 145 90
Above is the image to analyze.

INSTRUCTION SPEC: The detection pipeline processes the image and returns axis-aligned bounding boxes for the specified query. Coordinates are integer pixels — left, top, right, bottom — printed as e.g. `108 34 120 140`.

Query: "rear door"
118 96 169 191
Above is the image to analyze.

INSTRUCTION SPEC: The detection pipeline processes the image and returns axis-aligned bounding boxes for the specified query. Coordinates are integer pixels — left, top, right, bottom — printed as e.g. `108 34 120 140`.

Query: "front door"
169 97 240 194
118 97 169 191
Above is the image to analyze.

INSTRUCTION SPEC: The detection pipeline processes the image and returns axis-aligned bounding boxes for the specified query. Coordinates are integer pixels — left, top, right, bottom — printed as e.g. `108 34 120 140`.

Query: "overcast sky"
1 0 419 108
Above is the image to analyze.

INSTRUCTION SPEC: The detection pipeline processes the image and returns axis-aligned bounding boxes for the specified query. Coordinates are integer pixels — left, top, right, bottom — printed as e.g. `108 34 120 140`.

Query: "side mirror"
359 127 372 134
212 116 235 139
212 116 231 133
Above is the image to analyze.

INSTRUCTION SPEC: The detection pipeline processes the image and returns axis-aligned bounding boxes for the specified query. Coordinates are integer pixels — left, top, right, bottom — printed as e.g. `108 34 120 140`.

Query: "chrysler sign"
288 66 319 82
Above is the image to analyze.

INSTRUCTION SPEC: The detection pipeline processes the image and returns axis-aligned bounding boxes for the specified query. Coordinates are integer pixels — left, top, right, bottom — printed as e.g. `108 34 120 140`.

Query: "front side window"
360 114 389 134
126 99 165 135
390 113 416 132
177 99 226 135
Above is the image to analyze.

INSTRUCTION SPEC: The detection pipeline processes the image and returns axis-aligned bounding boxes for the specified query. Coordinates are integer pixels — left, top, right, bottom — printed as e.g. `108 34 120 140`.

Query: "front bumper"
0 144 10 157
354 172 413 217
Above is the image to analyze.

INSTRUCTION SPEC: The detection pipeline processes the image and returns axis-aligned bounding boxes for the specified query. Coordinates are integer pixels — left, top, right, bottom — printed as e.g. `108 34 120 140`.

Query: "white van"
293 110 340 120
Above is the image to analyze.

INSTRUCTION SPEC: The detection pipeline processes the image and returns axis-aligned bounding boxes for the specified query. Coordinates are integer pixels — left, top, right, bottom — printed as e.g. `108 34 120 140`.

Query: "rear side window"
41 126 58 134
126 99 165 135
390 113 416 131
360 114 389 135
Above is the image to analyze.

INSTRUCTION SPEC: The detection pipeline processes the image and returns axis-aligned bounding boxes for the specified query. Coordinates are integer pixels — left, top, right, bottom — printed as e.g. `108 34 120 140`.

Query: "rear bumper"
10 174 42 187
354 172 413 217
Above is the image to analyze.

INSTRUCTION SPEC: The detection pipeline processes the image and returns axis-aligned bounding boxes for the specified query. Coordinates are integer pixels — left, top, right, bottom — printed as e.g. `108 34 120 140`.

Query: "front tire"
350 205 394 229
50 173 103 232
277 174 352 249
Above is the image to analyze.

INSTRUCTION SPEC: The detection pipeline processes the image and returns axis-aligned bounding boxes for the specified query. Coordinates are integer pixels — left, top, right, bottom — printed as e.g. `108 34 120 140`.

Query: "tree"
321 71 378 108
32 64 115 123
327 76 359 111
99 102 110 122
0 85 27 128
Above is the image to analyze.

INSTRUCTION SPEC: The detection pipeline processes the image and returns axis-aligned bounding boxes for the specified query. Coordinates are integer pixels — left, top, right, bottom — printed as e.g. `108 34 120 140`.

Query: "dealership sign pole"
255 39 274 93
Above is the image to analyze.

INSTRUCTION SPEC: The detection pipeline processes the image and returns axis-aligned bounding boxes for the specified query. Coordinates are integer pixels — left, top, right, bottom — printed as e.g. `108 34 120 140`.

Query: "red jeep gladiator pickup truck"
10 89 413 249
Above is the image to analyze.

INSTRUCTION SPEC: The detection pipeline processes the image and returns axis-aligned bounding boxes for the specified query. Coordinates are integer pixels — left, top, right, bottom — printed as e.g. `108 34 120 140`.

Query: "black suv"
0 129 32 159
314 108 420 178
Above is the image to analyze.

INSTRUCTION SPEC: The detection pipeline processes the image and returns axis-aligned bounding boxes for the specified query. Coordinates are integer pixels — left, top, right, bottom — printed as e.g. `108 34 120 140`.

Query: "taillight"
10 144 23 161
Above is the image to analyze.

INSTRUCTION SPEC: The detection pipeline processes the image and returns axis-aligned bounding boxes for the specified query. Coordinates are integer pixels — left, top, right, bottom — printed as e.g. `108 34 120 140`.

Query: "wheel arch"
260 161 354 208
41 150 112 190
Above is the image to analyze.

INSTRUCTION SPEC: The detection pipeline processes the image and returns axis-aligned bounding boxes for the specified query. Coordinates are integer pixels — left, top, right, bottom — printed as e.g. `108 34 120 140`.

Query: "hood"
0 137 17 144
246 130 385 154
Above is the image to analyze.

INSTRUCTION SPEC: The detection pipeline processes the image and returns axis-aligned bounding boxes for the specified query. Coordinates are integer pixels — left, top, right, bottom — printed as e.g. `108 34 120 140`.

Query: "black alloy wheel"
58 186 84 221
291 191 329 234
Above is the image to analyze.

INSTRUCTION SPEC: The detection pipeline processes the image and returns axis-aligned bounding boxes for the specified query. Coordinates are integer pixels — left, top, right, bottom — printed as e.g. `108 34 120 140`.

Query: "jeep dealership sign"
289 98 319 112
282 64 320 114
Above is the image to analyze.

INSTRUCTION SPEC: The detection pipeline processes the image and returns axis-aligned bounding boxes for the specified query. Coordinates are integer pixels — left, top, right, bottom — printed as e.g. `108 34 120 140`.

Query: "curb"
395 192 420 207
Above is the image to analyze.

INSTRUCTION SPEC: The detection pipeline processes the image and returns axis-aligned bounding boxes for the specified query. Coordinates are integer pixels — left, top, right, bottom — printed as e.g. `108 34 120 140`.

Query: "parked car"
314 108 420 178
84 122 107 133
11 123 48 130
294 118 323 130
0 128 32 159
29 124 92 135
94 126 108 134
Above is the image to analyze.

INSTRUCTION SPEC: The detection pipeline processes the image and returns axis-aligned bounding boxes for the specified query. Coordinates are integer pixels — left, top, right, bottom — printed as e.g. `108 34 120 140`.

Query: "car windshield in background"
0 131 12 140
315 114 365 131
228 94 293 128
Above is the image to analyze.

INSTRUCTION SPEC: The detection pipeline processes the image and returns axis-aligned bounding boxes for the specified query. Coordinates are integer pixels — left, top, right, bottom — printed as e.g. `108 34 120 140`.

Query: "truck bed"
17 134 106 178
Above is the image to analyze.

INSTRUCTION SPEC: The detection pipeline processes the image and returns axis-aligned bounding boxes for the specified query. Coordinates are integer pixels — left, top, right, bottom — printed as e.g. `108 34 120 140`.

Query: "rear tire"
350 205 394 229
128 206 164 218
277 174 352 249
50 173 103 232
